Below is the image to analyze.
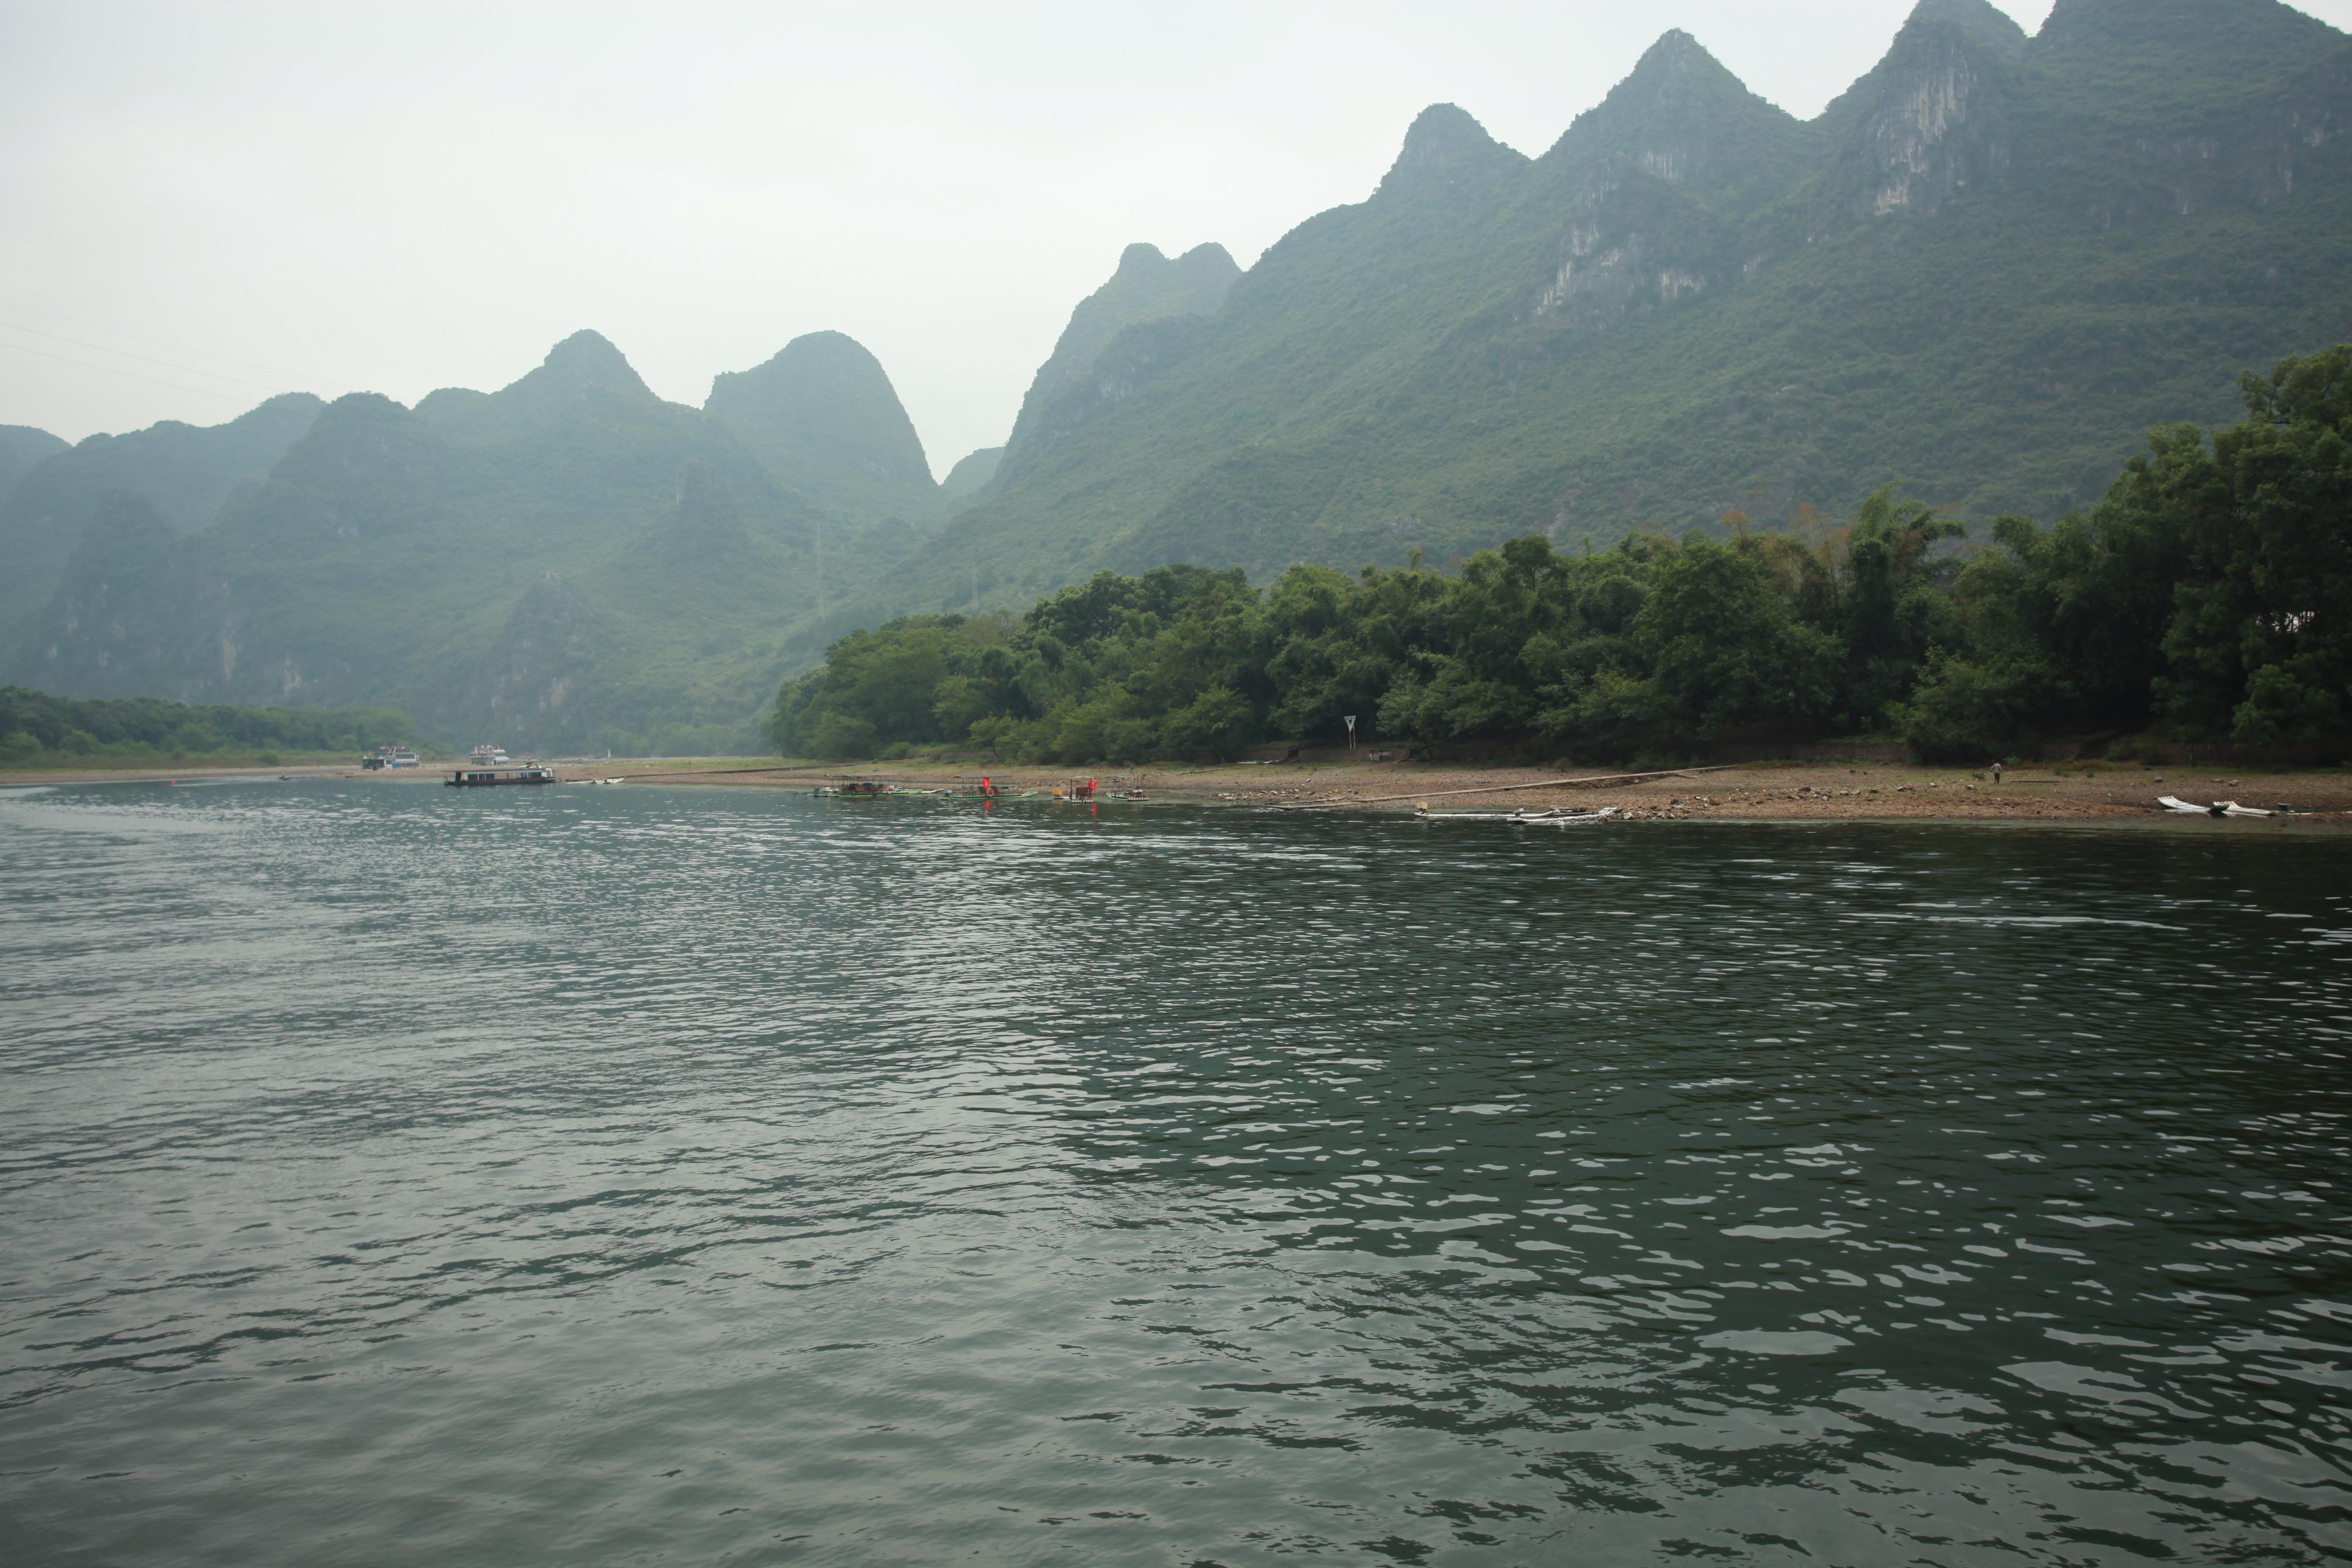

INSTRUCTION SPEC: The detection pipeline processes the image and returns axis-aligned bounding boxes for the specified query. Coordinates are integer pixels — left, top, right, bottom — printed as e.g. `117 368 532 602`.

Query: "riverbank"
9 755 2347 828
560 756 2352 829
0 762 356 787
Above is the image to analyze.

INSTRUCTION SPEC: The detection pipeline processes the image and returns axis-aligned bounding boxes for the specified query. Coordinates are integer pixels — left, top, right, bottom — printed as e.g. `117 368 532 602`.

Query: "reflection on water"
2 779 2349 1565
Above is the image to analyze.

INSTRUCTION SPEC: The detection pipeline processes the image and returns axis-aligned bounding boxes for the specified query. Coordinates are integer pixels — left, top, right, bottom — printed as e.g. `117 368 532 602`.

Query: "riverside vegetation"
0 687 425 770
770 349 2352 765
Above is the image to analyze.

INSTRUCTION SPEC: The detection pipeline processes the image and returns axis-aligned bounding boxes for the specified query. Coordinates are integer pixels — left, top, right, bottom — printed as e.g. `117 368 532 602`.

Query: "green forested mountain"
0 393 321 630
704 330 942 535
866 0 2352 621
4 334 923 753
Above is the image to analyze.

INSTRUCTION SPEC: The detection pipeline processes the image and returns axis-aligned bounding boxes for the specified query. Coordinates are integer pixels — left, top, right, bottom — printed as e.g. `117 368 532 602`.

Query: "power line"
0 301 326 386
0 340 248 402
0 321 293 393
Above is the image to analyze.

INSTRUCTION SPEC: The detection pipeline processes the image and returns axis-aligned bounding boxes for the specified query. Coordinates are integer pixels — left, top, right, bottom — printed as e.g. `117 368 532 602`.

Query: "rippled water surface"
5 779 2351 1565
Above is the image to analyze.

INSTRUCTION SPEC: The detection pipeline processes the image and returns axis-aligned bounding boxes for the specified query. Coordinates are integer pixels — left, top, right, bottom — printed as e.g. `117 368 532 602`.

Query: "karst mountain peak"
706 330 933 491
1897 0 2030 54
525 329 658 401
1374 103 1525 201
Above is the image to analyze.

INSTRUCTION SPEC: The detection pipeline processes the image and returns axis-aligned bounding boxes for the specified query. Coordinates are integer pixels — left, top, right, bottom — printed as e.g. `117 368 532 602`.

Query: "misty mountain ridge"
2 330 953 751
5 0 2349 754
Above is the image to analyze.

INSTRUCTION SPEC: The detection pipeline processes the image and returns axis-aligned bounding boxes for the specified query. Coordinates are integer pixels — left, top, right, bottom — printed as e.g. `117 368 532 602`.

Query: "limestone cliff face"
1816 0 2026 221
1784 0 2352 232
1521 31 1815 329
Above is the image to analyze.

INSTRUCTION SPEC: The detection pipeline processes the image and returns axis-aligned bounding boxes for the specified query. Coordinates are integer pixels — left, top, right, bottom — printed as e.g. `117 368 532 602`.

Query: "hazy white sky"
4 1 2347 470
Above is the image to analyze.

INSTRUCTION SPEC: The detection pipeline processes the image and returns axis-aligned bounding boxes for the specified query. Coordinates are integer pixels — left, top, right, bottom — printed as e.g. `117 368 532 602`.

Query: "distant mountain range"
0 329 971 752
5 0 2348 752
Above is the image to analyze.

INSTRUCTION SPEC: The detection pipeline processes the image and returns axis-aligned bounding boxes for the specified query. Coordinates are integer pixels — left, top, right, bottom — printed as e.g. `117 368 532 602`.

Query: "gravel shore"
9 755 2344 829
563 756 2352 830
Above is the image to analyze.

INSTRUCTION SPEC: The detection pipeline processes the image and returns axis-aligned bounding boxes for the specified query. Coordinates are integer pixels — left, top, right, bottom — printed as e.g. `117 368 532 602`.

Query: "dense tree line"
0 687 427 765
770 349 2350 765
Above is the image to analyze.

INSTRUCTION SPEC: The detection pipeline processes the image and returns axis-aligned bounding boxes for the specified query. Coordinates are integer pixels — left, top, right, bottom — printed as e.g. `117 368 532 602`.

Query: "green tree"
1635 539 1834 739
2162 348 2351 747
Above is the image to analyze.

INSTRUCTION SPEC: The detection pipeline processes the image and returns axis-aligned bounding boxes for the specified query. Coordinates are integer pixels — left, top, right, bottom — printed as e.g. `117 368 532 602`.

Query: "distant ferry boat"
468 744 512 766
360 746 421 771
446 762 556 787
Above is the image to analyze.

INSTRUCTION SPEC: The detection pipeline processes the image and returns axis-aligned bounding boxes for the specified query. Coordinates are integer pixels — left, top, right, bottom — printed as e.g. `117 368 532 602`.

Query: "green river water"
2 778 2348 1565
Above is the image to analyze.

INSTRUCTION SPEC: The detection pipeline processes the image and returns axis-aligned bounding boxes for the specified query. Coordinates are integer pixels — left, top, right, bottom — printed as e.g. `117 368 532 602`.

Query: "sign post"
1344 715 1358 752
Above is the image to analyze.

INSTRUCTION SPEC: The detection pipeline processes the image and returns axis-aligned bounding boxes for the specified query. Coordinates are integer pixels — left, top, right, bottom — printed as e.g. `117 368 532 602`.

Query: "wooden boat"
813 779 898 798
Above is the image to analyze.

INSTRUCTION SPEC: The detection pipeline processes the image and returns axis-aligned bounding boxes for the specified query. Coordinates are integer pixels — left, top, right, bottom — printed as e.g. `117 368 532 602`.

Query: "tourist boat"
445 762 556 787
468 744 512 766
360 745 422 771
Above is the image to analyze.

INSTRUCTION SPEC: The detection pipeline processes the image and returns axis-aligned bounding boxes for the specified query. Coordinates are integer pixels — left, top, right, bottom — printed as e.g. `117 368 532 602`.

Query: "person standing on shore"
1992 761 2003 785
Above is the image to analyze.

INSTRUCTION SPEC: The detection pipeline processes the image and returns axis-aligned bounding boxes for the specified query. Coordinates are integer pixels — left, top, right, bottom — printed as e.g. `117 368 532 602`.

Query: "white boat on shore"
1415 804 1622 824
2159 796 2272 817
